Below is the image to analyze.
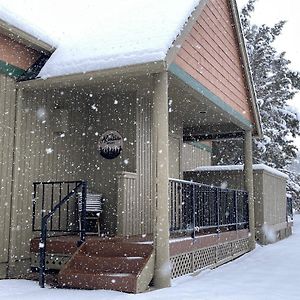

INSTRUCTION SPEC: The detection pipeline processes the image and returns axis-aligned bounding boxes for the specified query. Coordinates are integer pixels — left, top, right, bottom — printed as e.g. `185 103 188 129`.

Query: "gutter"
17 60 167 89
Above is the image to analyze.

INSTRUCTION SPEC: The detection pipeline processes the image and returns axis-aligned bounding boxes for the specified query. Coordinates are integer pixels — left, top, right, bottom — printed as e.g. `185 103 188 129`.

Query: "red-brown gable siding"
0 33 40 70
175 0 253 123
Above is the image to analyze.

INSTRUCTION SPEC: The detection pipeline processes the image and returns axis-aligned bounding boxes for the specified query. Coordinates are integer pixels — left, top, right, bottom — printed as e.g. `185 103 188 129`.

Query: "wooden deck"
30 228 250 291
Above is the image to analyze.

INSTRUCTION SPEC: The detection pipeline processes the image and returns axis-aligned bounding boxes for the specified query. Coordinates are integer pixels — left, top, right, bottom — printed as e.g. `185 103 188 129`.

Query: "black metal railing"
32 181 87 288
169 179 249 237
287 197 293 221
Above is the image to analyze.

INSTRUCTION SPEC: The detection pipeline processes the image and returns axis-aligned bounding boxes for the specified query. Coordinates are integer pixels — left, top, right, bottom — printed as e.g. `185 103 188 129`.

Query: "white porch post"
152 71 171 288
243 130 255 250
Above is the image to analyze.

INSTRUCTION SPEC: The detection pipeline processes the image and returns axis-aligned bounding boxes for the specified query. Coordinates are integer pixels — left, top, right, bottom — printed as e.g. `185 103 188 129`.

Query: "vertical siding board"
9 88 23 271
175 0 253 123
0 75 16 263
0 76 6 261
136 90 153 235
18 94 31 258
0 77 8 262
9 89 94 265
182 143 212 171
5 78 16 261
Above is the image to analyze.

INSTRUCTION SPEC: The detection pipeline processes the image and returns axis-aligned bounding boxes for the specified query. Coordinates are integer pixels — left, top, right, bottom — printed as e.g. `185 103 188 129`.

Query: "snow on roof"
193 164 289 179
0 0 199 78
0 3 55 47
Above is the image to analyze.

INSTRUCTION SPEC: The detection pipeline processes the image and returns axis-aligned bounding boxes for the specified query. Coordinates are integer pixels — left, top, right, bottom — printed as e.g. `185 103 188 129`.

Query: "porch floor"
30 227 248 255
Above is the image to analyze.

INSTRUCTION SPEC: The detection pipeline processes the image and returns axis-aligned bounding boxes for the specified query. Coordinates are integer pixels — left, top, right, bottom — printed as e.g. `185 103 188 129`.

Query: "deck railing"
169 179 249 237
32 181 87 234
287 197 293 221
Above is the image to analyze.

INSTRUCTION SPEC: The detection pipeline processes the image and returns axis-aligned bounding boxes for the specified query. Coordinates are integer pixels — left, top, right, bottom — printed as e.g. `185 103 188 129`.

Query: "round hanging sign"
98 130 123 159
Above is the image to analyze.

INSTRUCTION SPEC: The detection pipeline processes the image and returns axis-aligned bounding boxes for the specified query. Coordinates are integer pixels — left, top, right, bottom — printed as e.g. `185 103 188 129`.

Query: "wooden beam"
183 131 245 142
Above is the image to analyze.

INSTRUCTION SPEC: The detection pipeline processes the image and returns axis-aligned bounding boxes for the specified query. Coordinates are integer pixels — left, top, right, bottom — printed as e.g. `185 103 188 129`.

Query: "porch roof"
2 0 262 137
0 0 199 78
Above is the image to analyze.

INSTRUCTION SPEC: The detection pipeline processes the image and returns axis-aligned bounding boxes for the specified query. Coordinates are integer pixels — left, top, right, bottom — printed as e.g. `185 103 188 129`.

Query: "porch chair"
78 192 103 236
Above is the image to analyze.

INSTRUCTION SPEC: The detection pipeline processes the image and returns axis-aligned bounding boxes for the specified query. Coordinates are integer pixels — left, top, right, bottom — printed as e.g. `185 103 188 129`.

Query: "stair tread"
59 272 137 292
53 240 154 292
61 271 137 277
62 266 141 275
75 254 145 259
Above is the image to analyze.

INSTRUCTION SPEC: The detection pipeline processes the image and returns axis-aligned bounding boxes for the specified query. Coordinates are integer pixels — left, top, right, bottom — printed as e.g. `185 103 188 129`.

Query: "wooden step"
58 240 155 293
65 255 146 274
82 240 153 257
59 272 138 292
30 236 79 255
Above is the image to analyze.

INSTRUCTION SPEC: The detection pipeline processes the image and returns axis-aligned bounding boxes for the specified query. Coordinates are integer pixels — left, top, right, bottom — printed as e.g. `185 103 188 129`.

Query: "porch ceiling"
169 74 244 140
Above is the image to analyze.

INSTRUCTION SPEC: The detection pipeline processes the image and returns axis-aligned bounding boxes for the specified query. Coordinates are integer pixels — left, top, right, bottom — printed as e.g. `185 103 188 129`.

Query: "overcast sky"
237 0 300 100
238 0 300 68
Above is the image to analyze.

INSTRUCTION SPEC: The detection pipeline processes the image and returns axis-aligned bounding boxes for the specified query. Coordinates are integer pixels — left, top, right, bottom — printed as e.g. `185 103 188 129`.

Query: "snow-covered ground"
1 216 300 300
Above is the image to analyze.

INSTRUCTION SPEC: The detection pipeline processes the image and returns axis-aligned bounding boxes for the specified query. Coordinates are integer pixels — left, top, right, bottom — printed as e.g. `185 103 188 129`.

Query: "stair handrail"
39 181 87 288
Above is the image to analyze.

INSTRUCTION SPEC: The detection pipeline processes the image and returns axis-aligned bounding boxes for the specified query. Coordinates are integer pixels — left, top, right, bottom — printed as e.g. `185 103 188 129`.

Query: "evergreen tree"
213 0 300 207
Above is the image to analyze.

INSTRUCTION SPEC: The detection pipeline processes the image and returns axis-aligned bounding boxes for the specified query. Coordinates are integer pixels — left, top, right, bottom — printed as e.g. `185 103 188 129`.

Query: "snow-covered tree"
213 0 300 208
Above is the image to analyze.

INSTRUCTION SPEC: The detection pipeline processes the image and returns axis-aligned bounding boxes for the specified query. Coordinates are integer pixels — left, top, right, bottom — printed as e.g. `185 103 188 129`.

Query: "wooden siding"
136 91 153 235
169 135 181 179
0 33 40 71
84 93 137 235
8 89 138 272
175 0 254 123
0 74 16 270
182 142 211 171
9 89 88 270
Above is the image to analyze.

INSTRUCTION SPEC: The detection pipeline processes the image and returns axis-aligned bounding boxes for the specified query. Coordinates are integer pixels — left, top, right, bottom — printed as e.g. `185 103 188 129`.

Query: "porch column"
152 71 171 288
243 130 255 250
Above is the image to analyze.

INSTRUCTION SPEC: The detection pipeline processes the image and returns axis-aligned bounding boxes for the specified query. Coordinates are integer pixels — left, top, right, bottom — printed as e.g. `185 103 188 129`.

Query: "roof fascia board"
0 59 25 78
17 60 167 89
229 0 262 138
0 18 54 54
165 0 208 68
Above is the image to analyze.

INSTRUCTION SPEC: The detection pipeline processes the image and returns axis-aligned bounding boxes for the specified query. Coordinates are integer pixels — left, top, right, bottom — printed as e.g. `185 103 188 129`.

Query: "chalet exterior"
0 0 291 294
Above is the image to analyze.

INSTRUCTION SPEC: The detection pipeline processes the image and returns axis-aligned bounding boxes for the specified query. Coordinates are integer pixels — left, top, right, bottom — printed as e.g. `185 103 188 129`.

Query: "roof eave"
0 18 55 55
17 60 167 89
229 0 263 138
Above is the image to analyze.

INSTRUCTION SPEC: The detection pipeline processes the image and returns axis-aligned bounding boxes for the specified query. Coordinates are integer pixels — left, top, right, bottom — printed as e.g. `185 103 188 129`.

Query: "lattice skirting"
171 238 250 278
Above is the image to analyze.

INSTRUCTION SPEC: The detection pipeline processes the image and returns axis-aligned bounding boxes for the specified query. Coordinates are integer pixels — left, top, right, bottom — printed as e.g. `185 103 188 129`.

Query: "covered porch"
8 65 255 290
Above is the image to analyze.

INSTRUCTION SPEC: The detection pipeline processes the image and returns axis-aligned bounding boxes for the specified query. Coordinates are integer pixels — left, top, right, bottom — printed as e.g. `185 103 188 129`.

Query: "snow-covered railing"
169 179 249 237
